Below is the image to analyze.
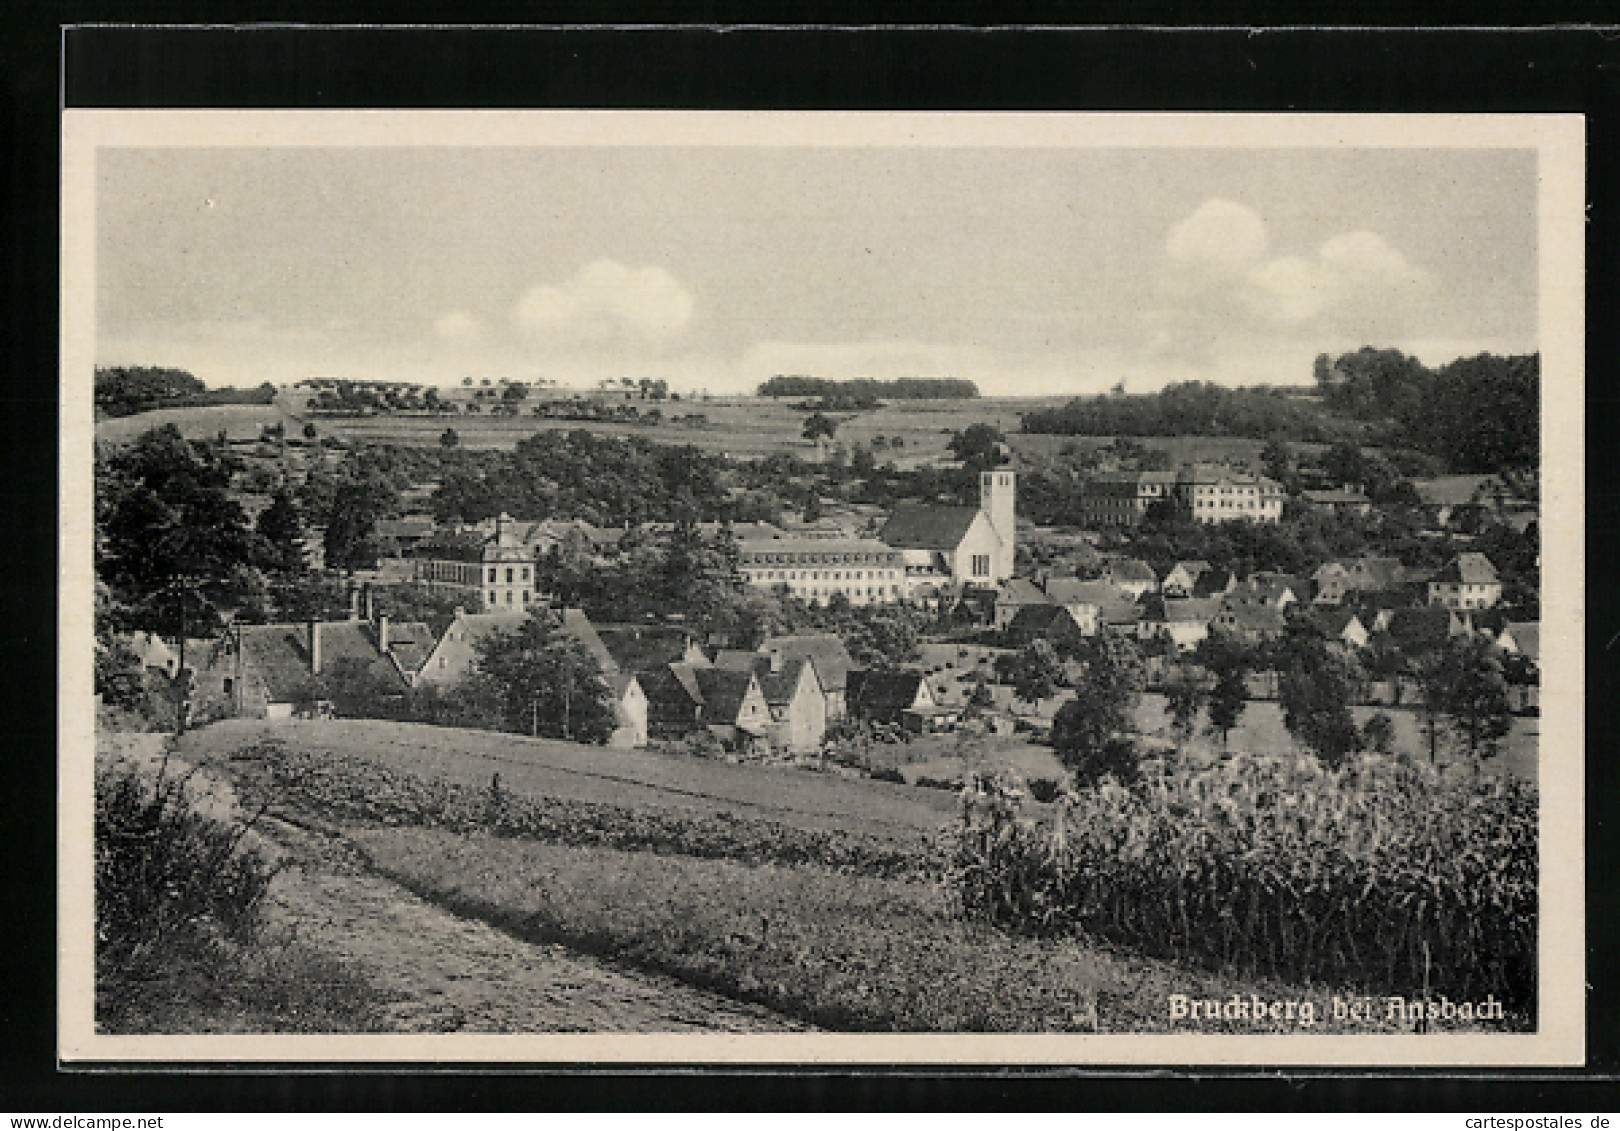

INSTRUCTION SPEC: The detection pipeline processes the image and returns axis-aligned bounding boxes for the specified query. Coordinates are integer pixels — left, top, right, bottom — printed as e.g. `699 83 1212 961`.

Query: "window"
439 657 446 668
971 554 990 577
488 568 498 583
506 590 513 604
488 591 496 604
521 567 530 581
506 568 514 583
521 590 530 603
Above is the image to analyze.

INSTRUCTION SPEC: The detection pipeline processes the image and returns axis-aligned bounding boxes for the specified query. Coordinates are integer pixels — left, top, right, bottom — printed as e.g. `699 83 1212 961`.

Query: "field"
94 402 305 445
307 395 1069 461
168 716 1520 1032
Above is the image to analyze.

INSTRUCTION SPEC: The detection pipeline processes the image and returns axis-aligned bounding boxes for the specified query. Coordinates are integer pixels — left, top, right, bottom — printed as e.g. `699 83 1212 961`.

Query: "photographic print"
59 111 1585 1066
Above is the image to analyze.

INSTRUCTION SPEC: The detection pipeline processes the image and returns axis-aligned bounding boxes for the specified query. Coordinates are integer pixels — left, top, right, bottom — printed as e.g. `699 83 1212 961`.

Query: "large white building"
736 470 1016 605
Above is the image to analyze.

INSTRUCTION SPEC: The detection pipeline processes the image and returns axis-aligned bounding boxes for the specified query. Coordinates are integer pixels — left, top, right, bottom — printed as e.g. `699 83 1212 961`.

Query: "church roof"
878 504 985 551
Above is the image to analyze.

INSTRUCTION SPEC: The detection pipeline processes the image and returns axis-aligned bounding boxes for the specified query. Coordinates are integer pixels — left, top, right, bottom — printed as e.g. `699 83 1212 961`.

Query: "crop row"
952 753 1537 1015
233 740 938 879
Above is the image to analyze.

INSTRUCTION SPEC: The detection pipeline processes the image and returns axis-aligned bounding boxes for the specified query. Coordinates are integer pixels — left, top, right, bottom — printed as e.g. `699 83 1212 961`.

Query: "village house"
1497 620 1540 664
1160 560 1211 599
1312 556 1407 605
846 669 948 732
1103 557 1159 599
993 577 1049 630
414 605 646 747
1211 602 1288 646
1428 552 1503 610
1003 602 1089 651
1042 577 1137 636
757 634 857 720
1300 487 1373 517
1148 597 1222 652
1307 607 1371 652
639 662 772 755
712 649 828 753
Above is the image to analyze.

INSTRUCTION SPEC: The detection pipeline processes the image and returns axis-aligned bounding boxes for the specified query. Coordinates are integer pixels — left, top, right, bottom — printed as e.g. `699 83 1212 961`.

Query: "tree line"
96 367 277 419
756 376 980 401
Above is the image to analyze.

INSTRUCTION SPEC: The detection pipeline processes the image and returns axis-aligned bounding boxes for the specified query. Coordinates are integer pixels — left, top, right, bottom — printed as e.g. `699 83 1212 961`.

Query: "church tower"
980 469 1016 580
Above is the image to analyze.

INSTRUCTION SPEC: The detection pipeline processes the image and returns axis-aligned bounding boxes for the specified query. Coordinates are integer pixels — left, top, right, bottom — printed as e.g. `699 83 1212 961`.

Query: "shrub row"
239 741 938 879
952 753 1536 1015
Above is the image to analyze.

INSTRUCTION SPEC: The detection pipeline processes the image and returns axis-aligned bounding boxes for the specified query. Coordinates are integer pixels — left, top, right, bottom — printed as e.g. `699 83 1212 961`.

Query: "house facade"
1428 552 1503 610
1176 468 1285 524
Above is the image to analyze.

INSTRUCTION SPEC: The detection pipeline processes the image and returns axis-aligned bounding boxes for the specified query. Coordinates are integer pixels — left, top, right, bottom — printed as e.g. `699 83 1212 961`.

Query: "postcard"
61 110 1584 1066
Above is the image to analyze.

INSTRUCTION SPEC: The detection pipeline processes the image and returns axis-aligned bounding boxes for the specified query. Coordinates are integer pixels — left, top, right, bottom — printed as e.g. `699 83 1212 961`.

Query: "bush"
867 766 906 785
1026 776 1064 804
96 756 280 1027
952 753 1536 1015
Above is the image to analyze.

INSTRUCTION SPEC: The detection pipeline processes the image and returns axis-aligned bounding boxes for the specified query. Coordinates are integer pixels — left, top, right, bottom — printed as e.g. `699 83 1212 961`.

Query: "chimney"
378 615 390 653
364 584 375 623
349 585 362 621
308 620 322 675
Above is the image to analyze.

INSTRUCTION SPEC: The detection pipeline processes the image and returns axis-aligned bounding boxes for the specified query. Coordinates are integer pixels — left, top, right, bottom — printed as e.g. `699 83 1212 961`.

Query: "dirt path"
257 815 812 1033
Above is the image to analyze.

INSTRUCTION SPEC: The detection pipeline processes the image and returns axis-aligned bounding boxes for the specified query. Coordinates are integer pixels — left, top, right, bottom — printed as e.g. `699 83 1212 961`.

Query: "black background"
7 6 1620 1111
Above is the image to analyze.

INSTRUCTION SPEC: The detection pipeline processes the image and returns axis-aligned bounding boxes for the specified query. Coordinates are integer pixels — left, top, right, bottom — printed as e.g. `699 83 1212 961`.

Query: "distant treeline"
1019 349 1540 475
1020 381 1350 445
756 376 979 401
1313 348 1539 476
95 366 277 419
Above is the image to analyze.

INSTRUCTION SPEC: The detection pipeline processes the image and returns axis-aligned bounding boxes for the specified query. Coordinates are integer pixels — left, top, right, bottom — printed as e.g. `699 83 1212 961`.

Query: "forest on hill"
1019 349 1539 476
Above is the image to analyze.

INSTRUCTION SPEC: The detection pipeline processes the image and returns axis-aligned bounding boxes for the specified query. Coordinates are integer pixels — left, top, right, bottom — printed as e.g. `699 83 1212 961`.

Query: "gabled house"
1227 572 1309 612
713 650 828 753
1104 558 1159 599
1149 597 1221 652
1004 603 1088 651
1161 560 1211 599
1496 621 1540 665
1428 552 1502 610
1211 602 1288 645
637 662 772 753
1313 557 1407 605
994 577 1049 630
414 606 646 746
1305 607 1370 652
1042 578 1135 636
199 617 409 720
846 669 945 730
758 634 857 719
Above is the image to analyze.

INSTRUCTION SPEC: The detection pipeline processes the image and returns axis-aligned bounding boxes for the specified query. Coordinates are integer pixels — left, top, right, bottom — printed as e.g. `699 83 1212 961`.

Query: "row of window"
487 566 532 584
742 552 899 566
747 569 897 582
487 589 532 606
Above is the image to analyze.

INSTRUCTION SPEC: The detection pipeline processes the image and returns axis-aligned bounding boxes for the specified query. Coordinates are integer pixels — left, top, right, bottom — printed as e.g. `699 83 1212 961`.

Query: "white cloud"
513 260 694 343
1152 201 1431 362
434 311 484 341
1166 199 1268 272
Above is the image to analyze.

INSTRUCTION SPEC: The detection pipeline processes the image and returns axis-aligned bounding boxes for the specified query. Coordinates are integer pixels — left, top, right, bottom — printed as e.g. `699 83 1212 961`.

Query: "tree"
1260 437 1292 483
1362 711 1398 756
1416 636 1514 762
254 489 306 576
1004 639 1062 706
440 427 460 450
948 423 1008 473
472 611 616 743
302 422 318 440
322 475 394 574
1163 669 1207 746
802 412 838 444
1276 634 1362 767
1050 635 1146 786
1206 666 1248 752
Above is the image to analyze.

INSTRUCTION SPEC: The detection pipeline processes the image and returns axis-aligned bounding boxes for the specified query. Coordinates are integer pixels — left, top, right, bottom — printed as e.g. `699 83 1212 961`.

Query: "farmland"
167 717 1531 1033
94 401 304 445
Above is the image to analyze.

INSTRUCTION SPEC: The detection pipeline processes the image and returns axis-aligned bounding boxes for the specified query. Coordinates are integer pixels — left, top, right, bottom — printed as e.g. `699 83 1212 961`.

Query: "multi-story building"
1428 552 1502 610
737 470 1017 605
1078 471 1178 527
1175 467 1285 524
736 537 906 606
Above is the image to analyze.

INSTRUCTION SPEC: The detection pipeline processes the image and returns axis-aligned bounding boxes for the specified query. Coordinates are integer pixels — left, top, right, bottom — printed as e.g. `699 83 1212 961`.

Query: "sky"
95 144 1539 396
